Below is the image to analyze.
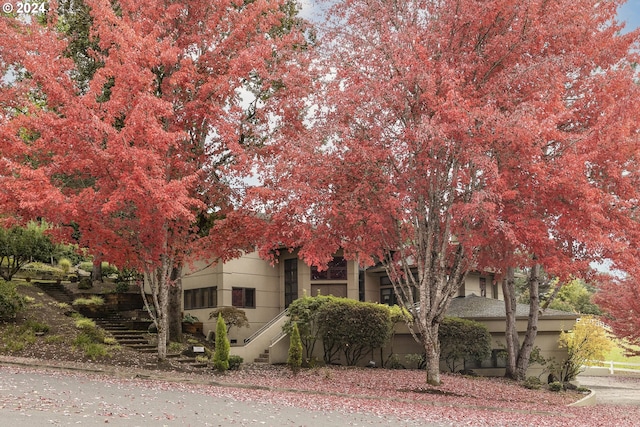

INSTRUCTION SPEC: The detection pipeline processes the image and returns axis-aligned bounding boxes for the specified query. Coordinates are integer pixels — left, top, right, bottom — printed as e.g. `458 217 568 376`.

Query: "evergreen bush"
213 313 230 372
228 355 243 370
287 322 303 373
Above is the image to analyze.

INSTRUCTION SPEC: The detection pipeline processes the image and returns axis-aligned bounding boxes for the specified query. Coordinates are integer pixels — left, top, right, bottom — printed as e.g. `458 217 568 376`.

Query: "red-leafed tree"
254 0 640 384
0 0 311 359
596 265 640 355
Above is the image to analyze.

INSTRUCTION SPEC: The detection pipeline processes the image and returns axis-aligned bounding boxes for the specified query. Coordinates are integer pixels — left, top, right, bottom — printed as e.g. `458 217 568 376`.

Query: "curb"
568 389 596 407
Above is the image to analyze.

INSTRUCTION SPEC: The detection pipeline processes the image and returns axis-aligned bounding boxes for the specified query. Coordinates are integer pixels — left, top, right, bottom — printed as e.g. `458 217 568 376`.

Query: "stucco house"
181 250 577 376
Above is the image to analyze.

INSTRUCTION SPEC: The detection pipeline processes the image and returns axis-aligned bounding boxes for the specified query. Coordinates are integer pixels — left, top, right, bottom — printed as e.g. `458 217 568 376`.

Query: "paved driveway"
577 374 640 406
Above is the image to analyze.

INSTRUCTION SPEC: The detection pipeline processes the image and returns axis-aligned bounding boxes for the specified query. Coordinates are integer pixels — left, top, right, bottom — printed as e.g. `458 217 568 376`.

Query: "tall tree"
0 222 54 281
0 0 311 359
595 266 640 355
254 0 640 385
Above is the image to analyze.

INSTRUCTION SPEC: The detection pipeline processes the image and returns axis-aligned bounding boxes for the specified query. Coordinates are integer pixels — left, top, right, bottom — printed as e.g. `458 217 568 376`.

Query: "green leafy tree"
0 222 54 281
213 314 230 372
439 317 492 373
287 322 303 374
519 278 601 315
549 280 601 315
557 316 612 382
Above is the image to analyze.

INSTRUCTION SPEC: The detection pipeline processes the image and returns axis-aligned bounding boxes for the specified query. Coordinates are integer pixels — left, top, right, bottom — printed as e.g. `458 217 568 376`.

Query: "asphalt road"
577 374 640 406
0 366 445 426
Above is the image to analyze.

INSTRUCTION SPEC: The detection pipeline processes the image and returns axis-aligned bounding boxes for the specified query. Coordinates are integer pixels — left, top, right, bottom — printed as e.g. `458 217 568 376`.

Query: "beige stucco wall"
182 252 280 344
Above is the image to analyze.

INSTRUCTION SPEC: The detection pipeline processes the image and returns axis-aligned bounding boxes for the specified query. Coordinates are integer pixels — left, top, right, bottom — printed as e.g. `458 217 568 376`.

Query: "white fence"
584 360 640 375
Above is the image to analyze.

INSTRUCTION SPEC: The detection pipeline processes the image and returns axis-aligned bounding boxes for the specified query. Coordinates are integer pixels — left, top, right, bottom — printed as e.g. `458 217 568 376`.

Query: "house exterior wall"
269 317 574 379
182 252 280 344
182 251 572 376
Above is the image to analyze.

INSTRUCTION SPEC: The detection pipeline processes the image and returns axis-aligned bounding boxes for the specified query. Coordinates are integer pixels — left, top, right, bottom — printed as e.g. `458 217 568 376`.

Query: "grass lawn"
601 339 640 370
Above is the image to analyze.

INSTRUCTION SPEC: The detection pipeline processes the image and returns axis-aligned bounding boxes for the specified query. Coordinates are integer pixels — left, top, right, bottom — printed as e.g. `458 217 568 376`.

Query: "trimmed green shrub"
213 314 230 372
523 376 542 390
314 298 392 365
287 322 303 374
228 355 243 370
0 280 27 319
115 281 130 293
439 317 492 373
283 294 333 364
386 354 404 369
549 381 564 392
405 353 426 370
78 277 92 289
285 295 394 366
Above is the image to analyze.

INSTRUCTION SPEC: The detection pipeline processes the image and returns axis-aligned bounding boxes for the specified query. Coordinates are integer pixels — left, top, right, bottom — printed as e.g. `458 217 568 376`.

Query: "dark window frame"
232 287 256 309
311 256 347 281
184 286 217 310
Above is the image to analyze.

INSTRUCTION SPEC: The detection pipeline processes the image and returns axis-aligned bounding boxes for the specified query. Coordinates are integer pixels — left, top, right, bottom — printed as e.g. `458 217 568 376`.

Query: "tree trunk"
141 257 172 361
422 323 441 386
168 265 183 343
157 275 169 360
503 267 520 379
91 255 103 283
514 263 542 380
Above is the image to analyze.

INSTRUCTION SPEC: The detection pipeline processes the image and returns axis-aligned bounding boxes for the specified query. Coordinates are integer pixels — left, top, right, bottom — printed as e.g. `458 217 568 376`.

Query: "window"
480 277 487 297
184 287 217 310
379 276 417 306
465 349 507 369
311 256 347 280
284 258 298 308
232 287 255 308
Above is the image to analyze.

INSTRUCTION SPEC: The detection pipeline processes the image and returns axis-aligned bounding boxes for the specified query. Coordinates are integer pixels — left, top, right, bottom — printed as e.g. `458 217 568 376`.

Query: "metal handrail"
243 308 289 344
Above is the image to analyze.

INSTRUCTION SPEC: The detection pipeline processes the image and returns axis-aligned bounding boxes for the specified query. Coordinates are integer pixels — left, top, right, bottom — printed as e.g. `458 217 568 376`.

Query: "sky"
619 0 640 32
300 0 640 32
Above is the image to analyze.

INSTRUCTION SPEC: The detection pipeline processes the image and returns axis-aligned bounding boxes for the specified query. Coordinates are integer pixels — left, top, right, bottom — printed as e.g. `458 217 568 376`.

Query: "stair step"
128 344 157 352
110 330 145 336
116 338 149 345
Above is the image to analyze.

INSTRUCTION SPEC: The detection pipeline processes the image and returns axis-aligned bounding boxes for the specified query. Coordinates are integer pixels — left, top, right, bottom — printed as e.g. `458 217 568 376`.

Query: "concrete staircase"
95 315 208 368
95 315 156 353
254 348 270 363
35 281 74 305
36 281 210 370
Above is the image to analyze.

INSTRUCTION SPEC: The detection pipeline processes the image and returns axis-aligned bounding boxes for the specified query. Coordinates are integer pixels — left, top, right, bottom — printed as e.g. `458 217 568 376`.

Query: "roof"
446 294 579 320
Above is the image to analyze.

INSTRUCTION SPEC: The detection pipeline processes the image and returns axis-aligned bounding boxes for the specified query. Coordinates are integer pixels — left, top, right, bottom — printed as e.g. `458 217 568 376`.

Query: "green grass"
597 339 640 370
